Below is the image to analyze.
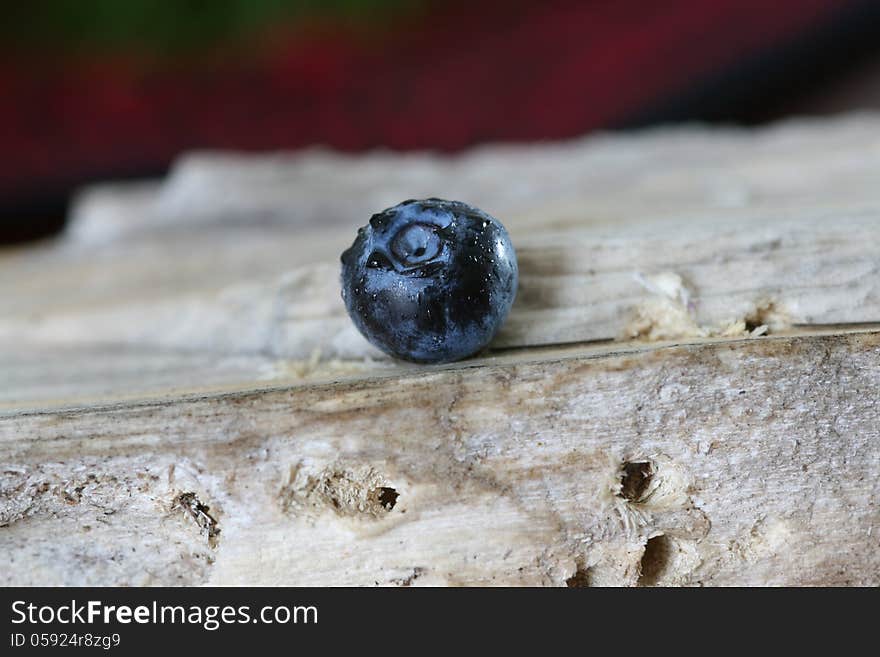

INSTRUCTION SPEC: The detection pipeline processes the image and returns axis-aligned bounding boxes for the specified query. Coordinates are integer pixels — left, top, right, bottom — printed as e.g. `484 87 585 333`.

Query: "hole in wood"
743 300 787 336
281 466 399 518
619 460 654 502
175 492 220 548
566 565 592 588
637 534 672 586
744 317 764 333
373 486 399 511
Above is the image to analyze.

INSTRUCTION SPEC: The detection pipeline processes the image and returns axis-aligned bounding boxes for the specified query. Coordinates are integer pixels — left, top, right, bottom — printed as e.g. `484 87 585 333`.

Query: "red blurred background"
3 0 880 244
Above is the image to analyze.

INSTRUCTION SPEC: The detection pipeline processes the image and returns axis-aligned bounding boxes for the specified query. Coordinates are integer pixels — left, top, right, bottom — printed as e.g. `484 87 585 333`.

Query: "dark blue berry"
341 198 518 363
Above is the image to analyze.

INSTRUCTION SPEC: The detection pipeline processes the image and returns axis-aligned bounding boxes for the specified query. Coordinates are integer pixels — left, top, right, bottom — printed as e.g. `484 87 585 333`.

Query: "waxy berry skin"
341 198 518 363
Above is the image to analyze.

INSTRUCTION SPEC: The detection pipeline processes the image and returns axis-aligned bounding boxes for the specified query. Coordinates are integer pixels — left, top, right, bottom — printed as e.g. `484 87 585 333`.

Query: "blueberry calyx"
340 198 518 363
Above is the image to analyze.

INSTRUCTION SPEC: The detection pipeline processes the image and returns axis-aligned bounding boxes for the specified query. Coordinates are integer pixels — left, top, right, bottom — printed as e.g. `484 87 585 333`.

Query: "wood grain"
2 331 878 585
2 114 879 585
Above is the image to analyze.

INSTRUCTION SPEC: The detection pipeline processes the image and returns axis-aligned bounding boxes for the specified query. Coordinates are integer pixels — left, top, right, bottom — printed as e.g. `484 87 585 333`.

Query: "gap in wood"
373 486 399 511
566 563 592 588
619 460 655 503
638 535 673 586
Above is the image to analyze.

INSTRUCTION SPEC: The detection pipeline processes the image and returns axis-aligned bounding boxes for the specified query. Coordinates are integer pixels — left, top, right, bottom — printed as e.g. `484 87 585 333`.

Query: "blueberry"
340 198 518 363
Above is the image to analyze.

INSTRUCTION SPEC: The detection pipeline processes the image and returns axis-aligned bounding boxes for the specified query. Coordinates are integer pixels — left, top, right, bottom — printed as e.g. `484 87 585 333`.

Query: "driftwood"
1 114 879 585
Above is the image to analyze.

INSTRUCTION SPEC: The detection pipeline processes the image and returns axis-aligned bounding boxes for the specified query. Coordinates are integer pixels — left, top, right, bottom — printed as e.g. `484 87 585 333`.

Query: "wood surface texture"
1 114 878 585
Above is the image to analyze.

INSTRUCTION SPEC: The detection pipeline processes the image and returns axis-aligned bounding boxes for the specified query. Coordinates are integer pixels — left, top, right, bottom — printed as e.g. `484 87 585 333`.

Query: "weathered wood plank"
2 114 880 586
2 211 878 371
2 331 878 586
66 114 880 246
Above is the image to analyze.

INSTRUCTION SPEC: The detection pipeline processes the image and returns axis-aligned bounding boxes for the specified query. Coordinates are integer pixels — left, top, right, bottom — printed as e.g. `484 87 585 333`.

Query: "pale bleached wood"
1 211 878 370
1 116 879 385
2 331 878 586
2 115 880 586
5 114 880 321
66 113 880 246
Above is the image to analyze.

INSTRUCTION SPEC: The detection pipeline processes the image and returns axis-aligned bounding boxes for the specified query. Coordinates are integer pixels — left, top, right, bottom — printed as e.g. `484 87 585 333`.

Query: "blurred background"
3 0 880 245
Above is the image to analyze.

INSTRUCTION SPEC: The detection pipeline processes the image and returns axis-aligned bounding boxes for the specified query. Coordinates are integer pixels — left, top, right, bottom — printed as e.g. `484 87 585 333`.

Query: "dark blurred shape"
2 0 880 244
625 0 880 126
0 195 69 245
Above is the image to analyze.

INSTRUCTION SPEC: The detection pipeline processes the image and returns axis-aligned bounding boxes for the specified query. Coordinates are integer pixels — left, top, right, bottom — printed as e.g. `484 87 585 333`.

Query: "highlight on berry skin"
340 198 518 363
